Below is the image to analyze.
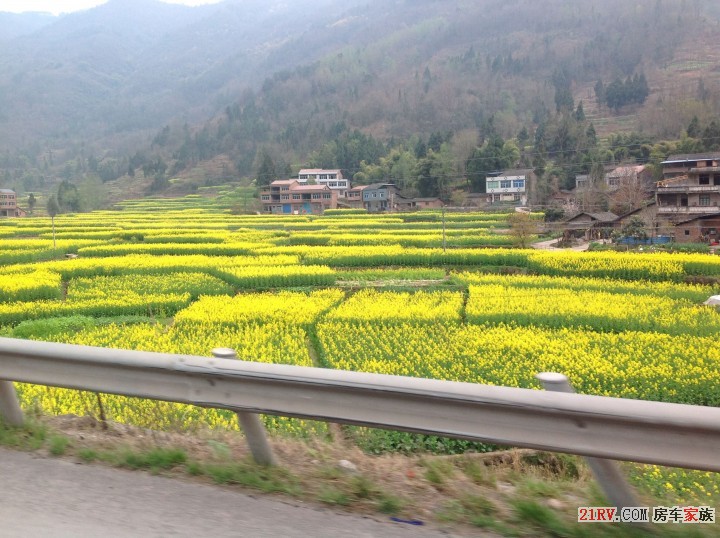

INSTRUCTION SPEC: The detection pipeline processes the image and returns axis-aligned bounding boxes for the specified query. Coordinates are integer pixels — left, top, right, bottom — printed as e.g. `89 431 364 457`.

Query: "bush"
13 316 96 339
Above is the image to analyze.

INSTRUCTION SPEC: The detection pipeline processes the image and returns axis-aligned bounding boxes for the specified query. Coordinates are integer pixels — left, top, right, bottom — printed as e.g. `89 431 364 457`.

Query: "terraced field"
1 195 719 502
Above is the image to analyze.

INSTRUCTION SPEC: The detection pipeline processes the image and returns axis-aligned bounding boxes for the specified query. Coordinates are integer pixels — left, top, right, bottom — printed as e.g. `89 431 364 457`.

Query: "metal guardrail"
0 337 718 474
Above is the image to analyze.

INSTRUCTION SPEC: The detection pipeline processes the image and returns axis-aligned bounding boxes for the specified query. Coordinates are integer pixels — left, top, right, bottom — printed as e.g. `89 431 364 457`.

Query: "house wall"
674 217 720 243
0 190 18 217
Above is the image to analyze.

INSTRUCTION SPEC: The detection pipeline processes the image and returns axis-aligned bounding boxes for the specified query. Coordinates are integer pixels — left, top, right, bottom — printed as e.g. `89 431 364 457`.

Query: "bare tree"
579 164 609 212
610 167 651 215
508 211 540 248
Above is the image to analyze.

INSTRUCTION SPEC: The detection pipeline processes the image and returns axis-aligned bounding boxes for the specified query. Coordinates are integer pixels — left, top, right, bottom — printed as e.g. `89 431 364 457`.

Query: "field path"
532 238 592 251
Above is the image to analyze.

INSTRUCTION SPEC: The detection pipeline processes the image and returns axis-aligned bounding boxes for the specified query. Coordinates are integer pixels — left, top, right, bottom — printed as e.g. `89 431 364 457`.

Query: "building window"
281 187 289 191
513 193 521 201
292 194 301 200
500 180 511 189
513 180 525 189
685 230 690 236
608 178 620 187
699 175 710 185
700 195 711 206
281 195 290 200
261 195 270 201
372 192 377 198
312 194 320 199
323 193 331 199
486 181 499 190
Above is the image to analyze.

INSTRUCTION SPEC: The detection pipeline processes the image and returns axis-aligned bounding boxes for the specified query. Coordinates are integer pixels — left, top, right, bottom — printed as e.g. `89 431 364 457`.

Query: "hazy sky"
0 1 223 16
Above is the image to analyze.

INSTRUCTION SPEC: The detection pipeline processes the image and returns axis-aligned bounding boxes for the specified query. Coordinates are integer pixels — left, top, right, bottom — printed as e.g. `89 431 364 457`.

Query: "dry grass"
0 414 711 537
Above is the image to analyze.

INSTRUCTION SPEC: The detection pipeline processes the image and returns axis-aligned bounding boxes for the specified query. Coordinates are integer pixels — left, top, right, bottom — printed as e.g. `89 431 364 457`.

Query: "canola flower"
0 270 62 302
0 254 299 279
16 321 325 436
175 289 345 327
316 322 720 406
67 272 233 300
323 289 464 324
214 264 336 288
465 283 720 336
0 293 191 326
455 271 717 302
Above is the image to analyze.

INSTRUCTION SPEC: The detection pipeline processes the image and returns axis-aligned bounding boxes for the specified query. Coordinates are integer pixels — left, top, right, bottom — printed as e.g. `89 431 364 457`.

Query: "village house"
563 211 618 240
361 183 402 212
575 165 652 195
656 152 720 221
395 197 444 211
605 165 651 190
0 189 25 217
342 185 367 209
356 183 443 212
297 169 350 197
260 180 338 214
485 169 535 205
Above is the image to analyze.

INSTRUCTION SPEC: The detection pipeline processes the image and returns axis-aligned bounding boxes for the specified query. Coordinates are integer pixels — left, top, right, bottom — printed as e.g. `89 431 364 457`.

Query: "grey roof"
675 213 720 225
363 182 397 190
0 189 15 194
565 211 618 223
488 168 534 177
587 212 619 222
662 153 720 164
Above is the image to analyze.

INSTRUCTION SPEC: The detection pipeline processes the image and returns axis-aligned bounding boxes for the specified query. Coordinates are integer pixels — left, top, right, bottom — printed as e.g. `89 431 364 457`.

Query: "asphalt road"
0 448 465 538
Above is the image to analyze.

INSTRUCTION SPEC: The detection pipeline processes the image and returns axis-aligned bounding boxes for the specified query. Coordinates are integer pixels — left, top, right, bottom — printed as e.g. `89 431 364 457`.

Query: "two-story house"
605 165 650 191
297 169 350 197
260 180 338 214
0 189 25 217
485 169 535 205
656 153 720 221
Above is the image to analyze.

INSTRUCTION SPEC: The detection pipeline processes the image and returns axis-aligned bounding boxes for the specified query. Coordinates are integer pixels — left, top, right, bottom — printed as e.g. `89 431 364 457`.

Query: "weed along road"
0 448 466 538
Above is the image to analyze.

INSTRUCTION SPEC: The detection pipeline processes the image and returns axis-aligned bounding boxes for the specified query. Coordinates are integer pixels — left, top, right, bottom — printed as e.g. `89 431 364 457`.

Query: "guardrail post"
212 348 276 466
536 372 641 512
0 380 24 426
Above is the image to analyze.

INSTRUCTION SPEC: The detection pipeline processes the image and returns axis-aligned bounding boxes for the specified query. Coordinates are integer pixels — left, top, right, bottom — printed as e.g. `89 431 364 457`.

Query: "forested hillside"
2 0 720 207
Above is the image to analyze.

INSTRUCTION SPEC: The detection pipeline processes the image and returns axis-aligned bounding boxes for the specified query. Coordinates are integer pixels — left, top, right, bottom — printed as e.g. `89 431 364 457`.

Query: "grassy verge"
0 415 716 537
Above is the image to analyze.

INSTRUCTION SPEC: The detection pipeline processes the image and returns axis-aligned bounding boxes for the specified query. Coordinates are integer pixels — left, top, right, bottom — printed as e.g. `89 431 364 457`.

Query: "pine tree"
255 149 278 186
687 116 701 138
575 101 586 122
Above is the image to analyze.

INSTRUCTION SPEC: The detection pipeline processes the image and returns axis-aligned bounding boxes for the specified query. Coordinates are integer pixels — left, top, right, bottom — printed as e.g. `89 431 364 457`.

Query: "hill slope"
2 0 720 199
